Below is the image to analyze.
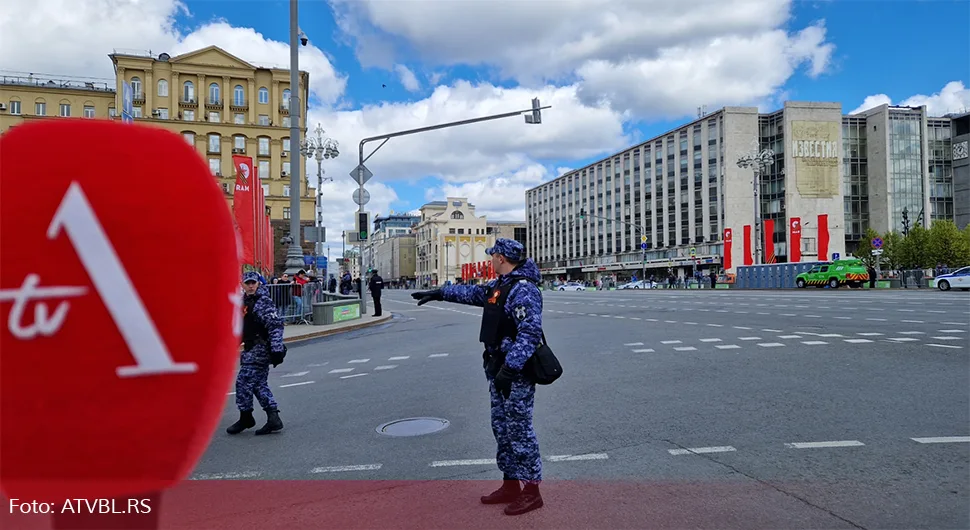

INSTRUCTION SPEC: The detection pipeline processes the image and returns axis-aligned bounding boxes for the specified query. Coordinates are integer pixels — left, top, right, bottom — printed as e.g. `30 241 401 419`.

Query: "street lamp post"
283 0 307 275
736 145 775 266
301 122 339 276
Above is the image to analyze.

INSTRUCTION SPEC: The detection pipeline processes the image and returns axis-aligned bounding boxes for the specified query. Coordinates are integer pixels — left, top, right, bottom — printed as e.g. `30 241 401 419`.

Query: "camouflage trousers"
489 378 542 483
235 363 278 412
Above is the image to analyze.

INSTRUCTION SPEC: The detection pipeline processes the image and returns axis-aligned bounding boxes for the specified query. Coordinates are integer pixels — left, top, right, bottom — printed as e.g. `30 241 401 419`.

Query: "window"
83 106 95 118
258 137 270 156
283 207 291 220
182 81 194 102
233 85 245 106
234 113 245 124
282 116 291 128
209 158 220 175
183 132 195 146
234 135 246 151
281 89 290 109
108 107 116 117
157 79 168 97
132 107 142 118
156 108 168 119
130 77 141 97
282 138 290 152
259 160 269 177
9 100 21 114
258 114 269 126
283 185 291 197
59 103 70 117
208 111 219 122
208 83 220 104
262 184 269 196
182 109 194 121
208 134 220 153
282 161 290 175
258 87 269 104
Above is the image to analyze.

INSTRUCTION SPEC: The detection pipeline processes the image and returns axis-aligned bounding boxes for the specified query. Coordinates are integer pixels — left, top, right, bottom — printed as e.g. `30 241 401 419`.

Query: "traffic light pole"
356 99 551 312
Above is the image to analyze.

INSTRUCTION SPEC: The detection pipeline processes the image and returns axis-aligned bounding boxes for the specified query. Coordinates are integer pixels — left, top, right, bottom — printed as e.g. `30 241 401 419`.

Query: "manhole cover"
376 417 450 437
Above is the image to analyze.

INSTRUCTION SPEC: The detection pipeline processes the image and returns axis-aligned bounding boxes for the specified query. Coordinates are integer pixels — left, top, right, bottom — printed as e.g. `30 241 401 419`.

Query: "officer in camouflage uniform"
227 271 286 436
411 238 545 516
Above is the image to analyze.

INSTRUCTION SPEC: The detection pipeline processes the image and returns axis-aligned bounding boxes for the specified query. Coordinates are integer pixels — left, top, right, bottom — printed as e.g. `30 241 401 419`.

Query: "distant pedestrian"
369 269 384 316
410 238 546 516
227 271 286 436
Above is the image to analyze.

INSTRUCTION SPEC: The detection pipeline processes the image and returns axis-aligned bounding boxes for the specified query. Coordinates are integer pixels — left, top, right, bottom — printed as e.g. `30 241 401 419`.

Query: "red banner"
742 225 752 266
789 217 801 263
232 155 256 267
763 219 775 264
817 214 829 261
723 228 733 270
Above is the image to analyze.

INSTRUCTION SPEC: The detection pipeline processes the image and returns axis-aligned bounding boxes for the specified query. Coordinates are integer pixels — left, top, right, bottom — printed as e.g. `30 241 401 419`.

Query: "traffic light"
524 98 542 124
357 211 369 241
579 208 586 220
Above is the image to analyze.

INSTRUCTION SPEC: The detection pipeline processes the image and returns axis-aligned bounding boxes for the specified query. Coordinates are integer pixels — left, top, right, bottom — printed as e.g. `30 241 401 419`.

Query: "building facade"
0 45 317 274
486 220 528 247
526 101 960 280
366 213 420 284
951 112 970 230
414 198 495 286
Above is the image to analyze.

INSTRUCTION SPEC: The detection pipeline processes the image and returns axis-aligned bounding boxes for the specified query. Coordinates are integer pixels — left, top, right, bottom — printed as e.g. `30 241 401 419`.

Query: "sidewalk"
282 312 393 344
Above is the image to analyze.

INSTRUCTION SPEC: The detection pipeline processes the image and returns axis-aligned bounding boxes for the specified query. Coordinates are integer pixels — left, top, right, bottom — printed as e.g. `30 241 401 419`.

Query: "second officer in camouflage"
412 238 545 516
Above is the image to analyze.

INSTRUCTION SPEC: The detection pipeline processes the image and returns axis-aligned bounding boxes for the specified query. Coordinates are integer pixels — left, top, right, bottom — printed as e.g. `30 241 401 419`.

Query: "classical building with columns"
0 45 316 273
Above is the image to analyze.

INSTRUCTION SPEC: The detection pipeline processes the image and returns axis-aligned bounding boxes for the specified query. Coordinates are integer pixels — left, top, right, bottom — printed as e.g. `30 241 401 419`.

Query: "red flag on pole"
723 228 733 270
789 217 802 263
232 156 256 267
763 219 775 264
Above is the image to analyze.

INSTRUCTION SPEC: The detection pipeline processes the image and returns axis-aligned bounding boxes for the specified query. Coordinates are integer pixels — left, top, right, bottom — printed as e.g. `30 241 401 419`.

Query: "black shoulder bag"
526 331 562 385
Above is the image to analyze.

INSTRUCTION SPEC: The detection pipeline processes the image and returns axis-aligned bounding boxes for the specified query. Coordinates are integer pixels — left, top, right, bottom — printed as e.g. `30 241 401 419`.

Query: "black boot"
254 408 283 435
226 410 256 434
504 483 543 516
480 475 521 504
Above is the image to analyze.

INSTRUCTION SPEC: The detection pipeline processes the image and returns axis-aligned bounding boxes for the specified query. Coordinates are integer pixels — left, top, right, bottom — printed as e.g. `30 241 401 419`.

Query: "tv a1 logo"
0 181 235 378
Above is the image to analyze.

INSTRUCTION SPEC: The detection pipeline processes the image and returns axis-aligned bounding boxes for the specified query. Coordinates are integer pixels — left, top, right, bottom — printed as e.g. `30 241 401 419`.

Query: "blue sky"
7 0 969 255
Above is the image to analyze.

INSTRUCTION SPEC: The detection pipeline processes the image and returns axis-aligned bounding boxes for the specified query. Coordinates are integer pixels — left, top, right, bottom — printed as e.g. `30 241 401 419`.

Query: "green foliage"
880 231 904 271
899 225 931 268
928 219 970 268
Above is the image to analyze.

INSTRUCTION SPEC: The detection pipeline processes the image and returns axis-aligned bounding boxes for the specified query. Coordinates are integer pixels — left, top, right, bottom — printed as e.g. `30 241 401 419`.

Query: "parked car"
795 258 869 289
618 280 651 289
934 266 970 291
558 281 586 291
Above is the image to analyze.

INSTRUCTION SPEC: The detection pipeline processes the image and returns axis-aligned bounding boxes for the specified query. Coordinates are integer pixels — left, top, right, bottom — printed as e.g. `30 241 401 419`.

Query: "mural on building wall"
790 120 841 198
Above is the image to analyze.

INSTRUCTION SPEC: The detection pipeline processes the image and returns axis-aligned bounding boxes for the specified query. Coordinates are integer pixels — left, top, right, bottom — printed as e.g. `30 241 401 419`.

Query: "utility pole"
354 98 550 312
736 145 775 265
283 0 305 275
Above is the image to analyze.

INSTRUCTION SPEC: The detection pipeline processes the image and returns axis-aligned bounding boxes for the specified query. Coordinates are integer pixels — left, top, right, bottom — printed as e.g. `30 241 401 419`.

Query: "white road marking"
757 312 771 315
781 313 797 317
715 345 741 350
632 348 655 353
614 316 626 319
429 353 450 358
307 362 329 367
329 368 354 373
191 471 261 480
374 365 398 370
757 343 785 347
803 315 822 318
340 373 368 379
901 319 925 323
706 323 724 327
674 346 697 351
547 453 609 462
668 446 736 456
930 336 962 341
898 309 916 312
801 341 828 345
430 459 496 467
279 381 315 388
762 329 783 332
630 317 641 320
388 356 410 361
866 318 888 322
834 316 853 320
310 464 382 473
940 329 967 333
665 320 678 323
348 359 370 364
928 344 963 349
685 321 698 325
733 326 752 330
927 310 946 313
897 331 924 335
911 436 970 444
739 337 762 341
661 340 682 344
645 318 658 322
785 440 864 449
943 321 969 326
281 371 310 378
887 337 920 342
699 338 722 342
624 342 644 346
857 333 883 336
778 335 801 339
844 339 873 343
819 333 844 338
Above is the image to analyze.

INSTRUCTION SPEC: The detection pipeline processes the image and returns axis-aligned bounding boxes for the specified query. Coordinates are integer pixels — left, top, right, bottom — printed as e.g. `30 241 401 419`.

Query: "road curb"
282 313 394 345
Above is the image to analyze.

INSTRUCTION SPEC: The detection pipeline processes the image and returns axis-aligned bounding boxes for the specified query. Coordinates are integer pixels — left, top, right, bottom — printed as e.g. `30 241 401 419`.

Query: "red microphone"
0 119 242 528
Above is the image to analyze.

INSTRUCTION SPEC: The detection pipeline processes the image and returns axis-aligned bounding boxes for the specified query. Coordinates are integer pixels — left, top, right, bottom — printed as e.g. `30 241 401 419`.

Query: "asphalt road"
188 287 970 529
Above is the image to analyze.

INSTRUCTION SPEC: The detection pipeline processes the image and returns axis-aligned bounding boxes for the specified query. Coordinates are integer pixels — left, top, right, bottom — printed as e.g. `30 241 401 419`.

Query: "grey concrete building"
951 112 970 229
526 101 959 280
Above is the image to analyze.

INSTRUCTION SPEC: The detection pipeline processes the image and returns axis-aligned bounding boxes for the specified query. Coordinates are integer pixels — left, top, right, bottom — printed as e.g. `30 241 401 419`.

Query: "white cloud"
393 64 420 92
848 81 970 116
424 164 550 221
0 0 347 106
332 0 834 119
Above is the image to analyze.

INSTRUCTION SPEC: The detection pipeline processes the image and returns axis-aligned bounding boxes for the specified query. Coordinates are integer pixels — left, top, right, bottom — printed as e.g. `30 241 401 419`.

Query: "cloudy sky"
2 0 968 259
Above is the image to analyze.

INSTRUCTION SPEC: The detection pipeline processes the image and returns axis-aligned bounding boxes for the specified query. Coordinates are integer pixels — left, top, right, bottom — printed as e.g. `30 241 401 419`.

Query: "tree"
928 219 970 268
880 231 904 271
853 228 879 267
899 225 931 269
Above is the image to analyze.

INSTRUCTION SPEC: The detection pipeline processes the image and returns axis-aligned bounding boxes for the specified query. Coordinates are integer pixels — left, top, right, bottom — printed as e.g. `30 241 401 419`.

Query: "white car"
558 282 585 291
935 266 970 291
618 280 650 289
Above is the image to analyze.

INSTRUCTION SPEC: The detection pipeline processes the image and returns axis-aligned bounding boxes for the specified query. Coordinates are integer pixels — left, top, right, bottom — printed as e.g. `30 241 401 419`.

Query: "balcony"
205 98 222 109
230 99 249 111
279 104 290 115
132 92 145 104
179 97 198 107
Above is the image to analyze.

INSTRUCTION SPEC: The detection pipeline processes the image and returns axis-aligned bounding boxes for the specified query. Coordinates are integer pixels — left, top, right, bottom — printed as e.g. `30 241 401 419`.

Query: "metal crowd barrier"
263 282 331 325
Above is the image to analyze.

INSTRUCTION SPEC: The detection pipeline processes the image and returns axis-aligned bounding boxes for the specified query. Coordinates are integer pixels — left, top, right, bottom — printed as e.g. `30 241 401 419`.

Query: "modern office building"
525 101 959 281
0 45 316 274
951 112 970 230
